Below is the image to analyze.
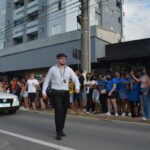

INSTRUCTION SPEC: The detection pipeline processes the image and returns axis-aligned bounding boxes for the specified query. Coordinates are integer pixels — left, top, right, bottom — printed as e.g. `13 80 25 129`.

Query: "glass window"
116 0 121 9
14 18 24 27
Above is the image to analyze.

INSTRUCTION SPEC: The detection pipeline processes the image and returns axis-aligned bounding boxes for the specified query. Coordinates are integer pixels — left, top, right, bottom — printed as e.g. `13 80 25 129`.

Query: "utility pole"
81 0 90 73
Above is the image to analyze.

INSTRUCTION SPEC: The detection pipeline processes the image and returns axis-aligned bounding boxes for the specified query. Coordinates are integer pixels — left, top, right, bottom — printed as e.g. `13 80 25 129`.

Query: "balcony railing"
27 20 38 28
14 6 24 14
26 26 38 34
14 11 24 20
27 6 39 15
13 26 24 38
13 31 23 38
14 0 23 3
27 0 38 8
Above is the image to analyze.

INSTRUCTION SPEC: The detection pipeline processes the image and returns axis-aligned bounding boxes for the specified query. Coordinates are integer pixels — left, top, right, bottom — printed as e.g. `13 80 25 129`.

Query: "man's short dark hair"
56 53 67 59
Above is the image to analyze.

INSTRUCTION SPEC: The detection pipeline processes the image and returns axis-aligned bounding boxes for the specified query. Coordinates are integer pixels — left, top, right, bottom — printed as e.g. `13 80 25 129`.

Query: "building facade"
4 0 123 48
0 26 119 80
98 38 150 73
0 0 6 49
0 0 123 80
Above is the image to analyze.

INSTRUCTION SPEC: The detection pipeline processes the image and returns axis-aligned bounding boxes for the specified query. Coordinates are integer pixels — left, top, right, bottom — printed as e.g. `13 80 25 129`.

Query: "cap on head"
56 53 67 59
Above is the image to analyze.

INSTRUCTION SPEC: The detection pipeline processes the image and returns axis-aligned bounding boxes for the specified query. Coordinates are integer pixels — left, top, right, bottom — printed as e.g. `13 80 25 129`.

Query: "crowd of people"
0 67 150 120
0 75 50 111
68 68 150 120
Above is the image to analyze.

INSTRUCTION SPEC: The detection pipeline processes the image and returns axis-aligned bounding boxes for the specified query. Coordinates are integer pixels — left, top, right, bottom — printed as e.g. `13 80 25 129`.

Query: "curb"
21 109 150 124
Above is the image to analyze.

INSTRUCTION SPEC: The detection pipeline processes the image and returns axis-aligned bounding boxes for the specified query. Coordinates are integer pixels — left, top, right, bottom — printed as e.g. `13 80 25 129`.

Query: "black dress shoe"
56 134 62 140
61 131 66 136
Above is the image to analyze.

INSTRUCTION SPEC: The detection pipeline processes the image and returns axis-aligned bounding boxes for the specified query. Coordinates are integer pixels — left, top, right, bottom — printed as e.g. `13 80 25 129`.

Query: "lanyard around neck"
58 66 66 78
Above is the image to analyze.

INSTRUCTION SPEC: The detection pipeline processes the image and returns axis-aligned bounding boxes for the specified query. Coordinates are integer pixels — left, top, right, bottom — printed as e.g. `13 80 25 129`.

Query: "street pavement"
0 110 150 150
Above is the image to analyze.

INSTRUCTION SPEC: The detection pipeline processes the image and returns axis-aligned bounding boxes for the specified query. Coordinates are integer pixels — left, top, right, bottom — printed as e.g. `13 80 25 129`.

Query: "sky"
124 0 150 41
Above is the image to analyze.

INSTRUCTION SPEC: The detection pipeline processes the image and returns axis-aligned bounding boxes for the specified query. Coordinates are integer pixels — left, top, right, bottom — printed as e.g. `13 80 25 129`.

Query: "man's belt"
52 89 69 93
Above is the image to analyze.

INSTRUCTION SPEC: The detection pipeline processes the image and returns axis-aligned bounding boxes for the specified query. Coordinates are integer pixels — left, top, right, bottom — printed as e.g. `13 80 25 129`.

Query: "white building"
0 0 6 49
4 0 123 47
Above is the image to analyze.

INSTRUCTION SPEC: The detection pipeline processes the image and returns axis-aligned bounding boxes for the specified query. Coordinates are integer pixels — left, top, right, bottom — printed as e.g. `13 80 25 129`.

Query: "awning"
97 53 150 63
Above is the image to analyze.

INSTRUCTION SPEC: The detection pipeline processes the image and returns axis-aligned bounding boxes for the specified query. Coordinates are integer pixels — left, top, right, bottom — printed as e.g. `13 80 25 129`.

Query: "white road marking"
0 129 77 150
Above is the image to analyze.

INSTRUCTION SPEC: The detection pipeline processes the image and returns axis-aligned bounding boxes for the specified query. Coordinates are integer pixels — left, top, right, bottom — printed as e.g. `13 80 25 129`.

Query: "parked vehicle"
0 92 19 114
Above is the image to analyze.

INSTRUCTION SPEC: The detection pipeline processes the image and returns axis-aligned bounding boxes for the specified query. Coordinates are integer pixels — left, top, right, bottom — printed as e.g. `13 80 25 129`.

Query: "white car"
0 92 20 114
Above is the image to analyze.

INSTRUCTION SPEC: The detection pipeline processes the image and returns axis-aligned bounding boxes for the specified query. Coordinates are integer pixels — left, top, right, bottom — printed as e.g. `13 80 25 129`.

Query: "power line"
0 1 80 34
125 0 150 5
0 0 78 11
0 0 110 35
0 3 98 41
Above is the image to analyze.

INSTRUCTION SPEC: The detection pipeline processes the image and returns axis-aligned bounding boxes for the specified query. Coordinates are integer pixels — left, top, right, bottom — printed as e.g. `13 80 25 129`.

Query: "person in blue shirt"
97 74 107 113
114 72 121 114
118 73 131 116
105 73 118 116
129 78 140 117
115 72 121 92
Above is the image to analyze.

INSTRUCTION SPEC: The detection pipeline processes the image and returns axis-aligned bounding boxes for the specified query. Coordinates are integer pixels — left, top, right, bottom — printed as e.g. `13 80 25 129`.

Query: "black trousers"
86 89 95 112
130 101 140 117
100 94 108 113
52 90 69 134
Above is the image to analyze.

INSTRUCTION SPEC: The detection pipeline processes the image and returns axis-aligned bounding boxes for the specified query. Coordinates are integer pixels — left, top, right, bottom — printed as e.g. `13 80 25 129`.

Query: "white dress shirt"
42 65 80 95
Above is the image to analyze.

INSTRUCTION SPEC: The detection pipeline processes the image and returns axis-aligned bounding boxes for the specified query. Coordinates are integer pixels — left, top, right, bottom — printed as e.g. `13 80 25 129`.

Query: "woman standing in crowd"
84 73 97 113
89 75 98 113
15 80 23 106
105 73 118 116
132 67 150 120
118 73 131 116
84 73 92 113
22 79 29 109
97 74 107 114
78 70 85 112
39 77 46 110
114 72 121 114
129 78 140 117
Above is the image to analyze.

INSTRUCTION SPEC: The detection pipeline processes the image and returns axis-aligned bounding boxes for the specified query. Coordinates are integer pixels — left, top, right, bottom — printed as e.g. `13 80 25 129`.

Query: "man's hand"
43 94 47 100
74 89 80 94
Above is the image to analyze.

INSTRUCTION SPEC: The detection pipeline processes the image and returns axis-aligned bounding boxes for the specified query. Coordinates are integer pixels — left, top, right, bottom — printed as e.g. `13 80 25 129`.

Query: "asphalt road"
0 110 150 150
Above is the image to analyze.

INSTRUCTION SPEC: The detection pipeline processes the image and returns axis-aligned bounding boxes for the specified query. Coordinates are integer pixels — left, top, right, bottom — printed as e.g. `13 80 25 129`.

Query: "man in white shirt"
26 74 39 111
42 53 80 140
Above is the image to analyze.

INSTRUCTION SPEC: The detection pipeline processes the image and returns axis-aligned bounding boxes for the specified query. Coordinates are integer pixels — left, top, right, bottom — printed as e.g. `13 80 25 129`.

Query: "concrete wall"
0 26 120 73
0 36 98 72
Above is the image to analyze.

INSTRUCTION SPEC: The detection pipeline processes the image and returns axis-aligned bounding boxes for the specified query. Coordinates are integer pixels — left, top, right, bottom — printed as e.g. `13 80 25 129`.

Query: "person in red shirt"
11 78 18 95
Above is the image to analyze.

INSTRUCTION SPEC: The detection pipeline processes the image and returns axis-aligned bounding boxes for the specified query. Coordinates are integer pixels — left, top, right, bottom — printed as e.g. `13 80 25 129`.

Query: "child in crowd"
69 79 75 112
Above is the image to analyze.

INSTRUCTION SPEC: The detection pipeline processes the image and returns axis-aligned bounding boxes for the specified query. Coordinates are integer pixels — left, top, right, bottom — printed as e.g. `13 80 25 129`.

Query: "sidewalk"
23 108 150 124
